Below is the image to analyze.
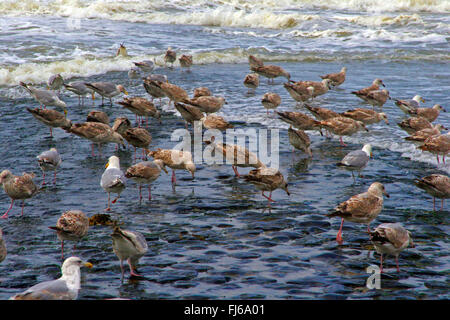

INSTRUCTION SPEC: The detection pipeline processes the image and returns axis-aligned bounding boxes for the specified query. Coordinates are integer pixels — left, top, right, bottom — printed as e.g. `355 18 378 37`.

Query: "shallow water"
0 0 449 300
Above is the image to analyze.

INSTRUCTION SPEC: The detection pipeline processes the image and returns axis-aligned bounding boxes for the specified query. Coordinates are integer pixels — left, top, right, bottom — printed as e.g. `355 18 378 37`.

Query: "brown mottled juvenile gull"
407 104 446 122
20 82 67 115
261 92 281 115
183 95 227 114
276 111 322 134
0 170 38 219
27 107 72 137
243 167 290 205
319 117 369 146
9 257 93 300
118 97 161 127
179 54 193 72
340 108 388 125
155 80 189 107
304 104 340 121
143 78 168 105
101 156 126 211
251 64 290 84
86 110 110 125
84 82 128 105
37 147 62 186
404 124 447 145
48 74 64 92
204 136 265 177
288 126 312 157
283 82 314 104
202 114 234 131
193 87 212 98
128 67 140 84
147 148 196 185
397 116 433 134
125 160 167 202
243 73 259 93
0 228 6 263
248 55 264 69
164 47 177 68
123 127 152 162
67 122 125 157
365 89 391 108
175 102 204 129
415 174 450 211
394 95 425 114
63 81 94 106
369 223 415 273
336 144 372 182
290 79 332 98
328 182 389 244
49 210 89 259
111 226 148 281
418 133 450 164
320 67 347 87
351 78 385 101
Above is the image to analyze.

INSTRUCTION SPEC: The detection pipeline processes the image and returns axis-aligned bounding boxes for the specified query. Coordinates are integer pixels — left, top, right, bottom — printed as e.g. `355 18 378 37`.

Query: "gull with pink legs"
0 170 38 219
37 148 61 187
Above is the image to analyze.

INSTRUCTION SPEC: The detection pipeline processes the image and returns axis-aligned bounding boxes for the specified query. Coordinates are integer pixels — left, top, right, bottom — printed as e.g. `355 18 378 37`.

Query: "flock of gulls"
0 44 449 300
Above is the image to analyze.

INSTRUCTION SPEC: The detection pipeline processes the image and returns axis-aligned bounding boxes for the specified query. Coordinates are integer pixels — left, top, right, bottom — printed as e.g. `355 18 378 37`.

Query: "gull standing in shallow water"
147 148 196 186
288 126 312 157
251 64 290 84
261 92 281 115
328 182 389 244
243 73 259 94
0 170 38 219
340 108 389 125
27 107 72 138
37 147 62 186
10 257 93 300
407 104 446 123
351 78 385 102
394 95 425 114
336 144 372 182
63 81 94 106
369 223 415 273
320 67 347 87
49 210 90 259
164 47 177 68
179 54 193 72
415 174 450 211
118 97 161 127
101 156 126 211
125 160 167 203
319 117 369 147
20 82 67 115
418 133 450 164
243 167 290 206
84 82 128 105
111 226 148 281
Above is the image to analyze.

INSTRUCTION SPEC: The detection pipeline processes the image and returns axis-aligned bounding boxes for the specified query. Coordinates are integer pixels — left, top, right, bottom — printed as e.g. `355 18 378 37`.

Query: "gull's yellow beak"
84 262 93 269
124 90 129 95
421 98 425 103
92 92 95 100
105 162 109 169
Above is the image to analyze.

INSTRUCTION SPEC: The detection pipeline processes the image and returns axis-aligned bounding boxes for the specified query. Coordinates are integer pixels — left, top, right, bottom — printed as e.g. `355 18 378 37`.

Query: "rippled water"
0 0 449 300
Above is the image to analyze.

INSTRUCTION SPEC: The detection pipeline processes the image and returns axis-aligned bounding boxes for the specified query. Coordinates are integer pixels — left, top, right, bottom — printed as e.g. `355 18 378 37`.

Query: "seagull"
261 92 281 115
288 126 312 157
407 104 446 123
415 174 450 211
164 47 177 68
283 82 314 105
10 257 93 300
193 87 212 98
320 67 347 87
86 110 110 125
328 182 389 244
394 95 425 114
84 82 128 105
340 108 389 125
47 74 64 92
27 108 72 138
369 223 415 273
183 95 227 114
125 160 167 202
48 210 90 259
417 133 450 164
289 79 332 98
351 78 385 101
179 54 193 72
319 117 369 146
20 82 67 115
251 64 290 84
243 73 260 94
397 116 433 134
118 97 161 127
111 226 148 281
0 170 38 219
133 60 155 74
100 156 126 211
147 148 196 186
63 81 94 106
336 144 372 182
37 147 62 186
201 114 234 131
243 167 290 206
175 102 204 129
